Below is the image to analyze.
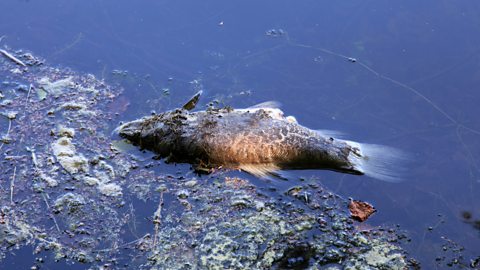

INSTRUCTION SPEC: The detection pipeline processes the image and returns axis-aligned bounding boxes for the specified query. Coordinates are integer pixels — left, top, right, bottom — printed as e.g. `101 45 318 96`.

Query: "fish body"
118 101 406 181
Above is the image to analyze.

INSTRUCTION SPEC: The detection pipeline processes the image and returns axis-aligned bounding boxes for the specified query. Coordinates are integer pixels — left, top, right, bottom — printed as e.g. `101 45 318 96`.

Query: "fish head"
116 119 144 140
116 110 188 155
116 116 165 147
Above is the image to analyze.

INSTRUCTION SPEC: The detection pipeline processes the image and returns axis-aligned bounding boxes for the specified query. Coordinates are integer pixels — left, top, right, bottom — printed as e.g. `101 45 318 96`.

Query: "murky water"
1 0 480 268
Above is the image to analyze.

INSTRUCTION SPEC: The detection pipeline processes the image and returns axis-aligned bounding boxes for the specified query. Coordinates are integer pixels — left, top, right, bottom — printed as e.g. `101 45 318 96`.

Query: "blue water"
1 0 480 268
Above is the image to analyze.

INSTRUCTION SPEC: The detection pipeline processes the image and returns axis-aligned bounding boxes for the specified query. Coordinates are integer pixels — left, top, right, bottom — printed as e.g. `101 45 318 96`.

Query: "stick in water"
10 166 17 204
0 49 26 67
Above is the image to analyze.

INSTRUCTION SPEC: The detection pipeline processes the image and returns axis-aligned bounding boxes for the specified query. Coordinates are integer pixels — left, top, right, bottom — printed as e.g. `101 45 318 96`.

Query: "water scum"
0 47 423 269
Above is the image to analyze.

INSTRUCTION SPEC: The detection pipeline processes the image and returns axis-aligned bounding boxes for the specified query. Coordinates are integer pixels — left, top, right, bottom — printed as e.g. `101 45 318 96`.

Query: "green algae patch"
141 177 410 270
51 136 89 174
38 76 74 98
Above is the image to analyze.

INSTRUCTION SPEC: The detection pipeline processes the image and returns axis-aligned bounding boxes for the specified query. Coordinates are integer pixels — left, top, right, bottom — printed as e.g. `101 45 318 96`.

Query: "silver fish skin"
117 106 405 181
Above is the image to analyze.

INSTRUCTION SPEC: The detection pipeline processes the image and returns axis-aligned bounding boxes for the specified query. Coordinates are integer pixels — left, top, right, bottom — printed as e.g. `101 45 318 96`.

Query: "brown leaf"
349 200 376 222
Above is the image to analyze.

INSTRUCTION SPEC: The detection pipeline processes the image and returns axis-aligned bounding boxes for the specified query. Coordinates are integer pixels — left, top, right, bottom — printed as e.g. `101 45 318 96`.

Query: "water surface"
1 0 480 268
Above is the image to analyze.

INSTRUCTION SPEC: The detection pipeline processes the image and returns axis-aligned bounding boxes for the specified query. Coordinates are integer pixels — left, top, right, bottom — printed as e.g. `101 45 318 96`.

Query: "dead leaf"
349 200 376 222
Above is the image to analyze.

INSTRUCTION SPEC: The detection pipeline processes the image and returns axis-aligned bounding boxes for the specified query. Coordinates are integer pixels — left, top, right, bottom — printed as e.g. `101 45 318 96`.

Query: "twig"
41 193 61 232
0 118 13 152
93 237 145 253
152 192 164 248
29 147 38 167
25 84 33 107
10 166 16 204
128 203 139 238
0 49 26 67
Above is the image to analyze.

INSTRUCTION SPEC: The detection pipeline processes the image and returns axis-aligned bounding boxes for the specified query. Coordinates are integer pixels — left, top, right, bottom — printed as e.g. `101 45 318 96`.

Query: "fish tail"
346 141 409 182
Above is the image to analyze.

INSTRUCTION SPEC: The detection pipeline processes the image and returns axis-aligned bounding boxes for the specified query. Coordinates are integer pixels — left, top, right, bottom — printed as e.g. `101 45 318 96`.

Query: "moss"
83 176 100 186
38 77 74 98
362 241 406 269
51 136 89 174
98 183 122 197
39 172 58 187
57 155 89 174
57 126 75 138
184 180 198 188
53 193 86 214
59 102 87 111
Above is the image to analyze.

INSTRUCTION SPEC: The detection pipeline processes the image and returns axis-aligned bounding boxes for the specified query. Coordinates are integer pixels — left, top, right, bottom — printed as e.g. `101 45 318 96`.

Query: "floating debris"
0 49 26 67
347 57 357 63
349 200 376 222
265 28 286 37
111 69 128 76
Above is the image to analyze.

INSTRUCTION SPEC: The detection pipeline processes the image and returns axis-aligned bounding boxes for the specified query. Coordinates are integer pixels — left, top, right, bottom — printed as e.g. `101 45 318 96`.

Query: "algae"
38 77 74 98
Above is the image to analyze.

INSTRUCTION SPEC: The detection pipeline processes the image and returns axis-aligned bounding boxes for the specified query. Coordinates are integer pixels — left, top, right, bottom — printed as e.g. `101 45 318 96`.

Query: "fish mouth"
115 119 144 141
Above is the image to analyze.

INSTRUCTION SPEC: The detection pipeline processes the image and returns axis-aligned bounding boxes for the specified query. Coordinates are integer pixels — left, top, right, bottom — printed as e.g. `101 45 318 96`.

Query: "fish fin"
315 129 346 139
247 101 281 109
239 164 281 178
346 141 410 182
182 90 203 111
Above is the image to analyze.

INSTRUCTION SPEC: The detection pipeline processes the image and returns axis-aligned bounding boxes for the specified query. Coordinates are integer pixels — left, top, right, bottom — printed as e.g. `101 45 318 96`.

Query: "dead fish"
117 92 407 181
